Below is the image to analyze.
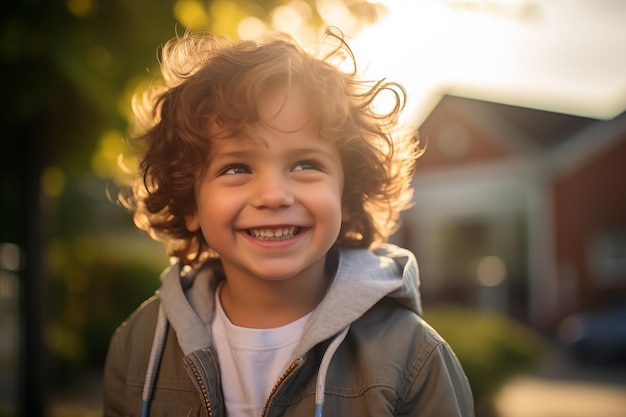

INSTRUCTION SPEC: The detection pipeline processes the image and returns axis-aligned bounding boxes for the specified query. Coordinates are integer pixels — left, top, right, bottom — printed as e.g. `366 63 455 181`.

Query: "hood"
293 243 421 358
157 243 421 358
158 243 421 357
157 259 220 356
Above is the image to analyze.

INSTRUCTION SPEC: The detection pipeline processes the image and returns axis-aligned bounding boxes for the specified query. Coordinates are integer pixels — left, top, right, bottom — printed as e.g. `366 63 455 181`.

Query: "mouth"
246 226 301 241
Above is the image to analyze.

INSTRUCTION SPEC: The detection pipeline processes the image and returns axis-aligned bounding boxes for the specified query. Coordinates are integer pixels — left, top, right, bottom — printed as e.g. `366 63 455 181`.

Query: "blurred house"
398 94 626 330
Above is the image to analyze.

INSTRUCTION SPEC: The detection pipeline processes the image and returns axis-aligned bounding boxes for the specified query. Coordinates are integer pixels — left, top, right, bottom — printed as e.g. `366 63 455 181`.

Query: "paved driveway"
493 346 626 417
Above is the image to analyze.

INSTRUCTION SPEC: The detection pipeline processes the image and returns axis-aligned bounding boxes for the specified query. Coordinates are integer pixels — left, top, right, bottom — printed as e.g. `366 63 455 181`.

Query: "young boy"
103 28 474 417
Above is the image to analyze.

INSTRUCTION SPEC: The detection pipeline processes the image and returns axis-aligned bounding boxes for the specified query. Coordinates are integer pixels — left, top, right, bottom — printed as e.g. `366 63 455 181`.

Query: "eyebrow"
286 147 336 160
210 149 255 159
210 144 336 161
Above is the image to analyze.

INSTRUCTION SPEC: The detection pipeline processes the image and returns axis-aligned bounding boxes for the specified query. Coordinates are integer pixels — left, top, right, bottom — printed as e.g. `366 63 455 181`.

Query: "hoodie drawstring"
141 304 168 417
314 325 350 417
140 307 350 417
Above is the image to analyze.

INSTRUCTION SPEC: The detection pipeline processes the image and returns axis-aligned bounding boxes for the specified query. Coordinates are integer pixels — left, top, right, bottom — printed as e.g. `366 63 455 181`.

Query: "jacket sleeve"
103 324 129 417
397 340 474 417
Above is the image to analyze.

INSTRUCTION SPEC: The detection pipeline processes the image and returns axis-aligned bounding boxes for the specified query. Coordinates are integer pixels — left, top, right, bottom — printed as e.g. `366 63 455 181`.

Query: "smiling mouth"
247 226 300 241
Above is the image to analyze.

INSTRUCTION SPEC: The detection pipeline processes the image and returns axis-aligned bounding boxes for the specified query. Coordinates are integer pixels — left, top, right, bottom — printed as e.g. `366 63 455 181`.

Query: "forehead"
208 83 318 144
256 83 314 132
206 94 338 162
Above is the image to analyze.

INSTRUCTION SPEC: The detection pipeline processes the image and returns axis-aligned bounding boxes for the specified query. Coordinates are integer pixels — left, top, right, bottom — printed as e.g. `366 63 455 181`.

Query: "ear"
184 212 200 232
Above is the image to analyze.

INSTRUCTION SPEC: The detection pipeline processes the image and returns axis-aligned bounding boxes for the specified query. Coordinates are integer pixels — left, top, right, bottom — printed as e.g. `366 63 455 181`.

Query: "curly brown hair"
124 27 421 266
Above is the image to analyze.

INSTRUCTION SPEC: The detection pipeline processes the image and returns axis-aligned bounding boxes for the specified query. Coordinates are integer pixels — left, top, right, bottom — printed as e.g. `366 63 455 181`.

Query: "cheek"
196 192 243 231
312 185 344 230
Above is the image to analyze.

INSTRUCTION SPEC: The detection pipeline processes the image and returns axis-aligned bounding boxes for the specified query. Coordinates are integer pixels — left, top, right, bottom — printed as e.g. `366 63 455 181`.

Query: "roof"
420 95 598 151
417 94 626 176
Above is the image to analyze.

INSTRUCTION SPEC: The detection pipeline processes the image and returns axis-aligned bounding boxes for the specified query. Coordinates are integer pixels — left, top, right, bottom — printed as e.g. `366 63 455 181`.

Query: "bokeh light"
477 255 507 287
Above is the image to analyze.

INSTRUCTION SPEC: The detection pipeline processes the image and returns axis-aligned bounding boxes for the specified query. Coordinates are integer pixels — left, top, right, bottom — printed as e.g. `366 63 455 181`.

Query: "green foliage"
40 173 168 383
423 305 546 410
46 241 167 383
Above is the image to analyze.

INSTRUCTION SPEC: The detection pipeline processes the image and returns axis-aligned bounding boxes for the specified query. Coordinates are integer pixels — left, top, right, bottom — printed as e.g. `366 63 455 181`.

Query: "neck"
219 259 331 329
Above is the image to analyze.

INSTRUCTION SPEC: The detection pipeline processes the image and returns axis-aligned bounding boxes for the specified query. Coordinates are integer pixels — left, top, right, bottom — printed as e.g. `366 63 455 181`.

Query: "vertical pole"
17 123 46 417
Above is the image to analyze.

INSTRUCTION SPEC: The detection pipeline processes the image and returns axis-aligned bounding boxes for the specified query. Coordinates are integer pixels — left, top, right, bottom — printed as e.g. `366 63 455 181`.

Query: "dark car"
557 304 626 365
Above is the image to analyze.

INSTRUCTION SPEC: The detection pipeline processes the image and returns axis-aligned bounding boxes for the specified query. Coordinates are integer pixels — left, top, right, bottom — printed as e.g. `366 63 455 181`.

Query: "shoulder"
349 303 474 413
108 295 163 370
317 302 473 415
106 294 188 382
352 300 446 364
104 296 161 413
351 301 468 390
113 295 161 340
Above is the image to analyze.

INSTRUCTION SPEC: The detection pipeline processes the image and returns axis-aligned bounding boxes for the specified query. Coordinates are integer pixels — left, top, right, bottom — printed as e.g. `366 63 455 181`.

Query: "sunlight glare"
316 0 357 34
271 5 306 35
238 16 267 40
287 0 313 21
347 0 523 127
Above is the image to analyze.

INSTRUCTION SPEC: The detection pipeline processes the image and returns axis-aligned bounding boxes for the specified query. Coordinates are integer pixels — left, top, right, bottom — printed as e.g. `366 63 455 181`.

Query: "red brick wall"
553 134 626 314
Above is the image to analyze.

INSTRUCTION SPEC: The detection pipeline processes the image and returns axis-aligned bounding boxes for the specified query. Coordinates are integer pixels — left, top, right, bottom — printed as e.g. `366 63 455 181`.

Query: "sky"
346 0 626 127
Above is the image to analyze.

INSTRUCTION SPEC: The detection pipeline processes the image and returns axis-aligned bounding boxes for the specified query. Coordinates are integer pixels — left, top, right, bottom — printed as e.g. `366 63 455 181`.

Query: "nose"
251 172 294 210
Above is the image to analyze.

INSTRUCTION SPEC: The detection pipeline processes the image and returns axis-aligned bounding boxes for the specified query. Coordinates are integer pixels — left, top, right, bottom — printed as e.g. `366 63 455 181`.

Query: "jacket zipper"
261 359 300 417
185 356 213 417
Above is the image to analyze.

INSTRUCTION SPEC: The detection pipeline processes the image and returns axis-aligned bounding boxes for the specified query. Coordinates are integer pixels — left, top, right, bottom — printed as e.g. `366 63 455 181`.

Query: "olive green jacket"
103 245 474 417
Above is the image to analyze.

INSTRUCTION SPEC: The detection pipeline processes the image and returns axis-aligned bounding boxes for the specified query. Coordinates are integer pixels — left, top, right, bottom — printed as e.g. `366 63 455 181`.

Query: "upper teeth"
249 227 297 240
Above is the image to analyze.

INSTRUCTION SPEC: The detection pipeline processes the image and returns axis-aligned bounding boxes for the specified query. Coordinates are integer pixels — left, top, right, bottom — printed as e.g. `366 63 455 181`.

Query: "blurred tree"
1 2 184 414
0 1 387 415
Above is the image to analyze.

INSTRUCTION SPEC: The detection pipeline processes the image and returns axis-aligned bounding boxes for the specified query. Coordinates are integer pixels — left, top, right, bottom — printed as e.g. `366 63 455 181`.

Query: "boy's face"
185 85 345 284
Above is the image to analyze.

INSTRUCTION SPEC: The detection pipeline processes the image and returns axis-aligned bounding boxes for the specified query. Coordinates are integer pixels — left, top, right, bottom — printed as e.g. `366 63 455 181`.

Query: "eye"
292 161 321 172
219 164 251 175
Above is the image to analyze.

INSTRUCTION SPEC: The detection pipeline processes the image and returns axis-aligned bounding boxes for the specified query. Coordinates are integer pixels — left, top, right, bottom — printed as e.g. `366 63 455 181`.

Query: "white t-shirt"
211 287 311 417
